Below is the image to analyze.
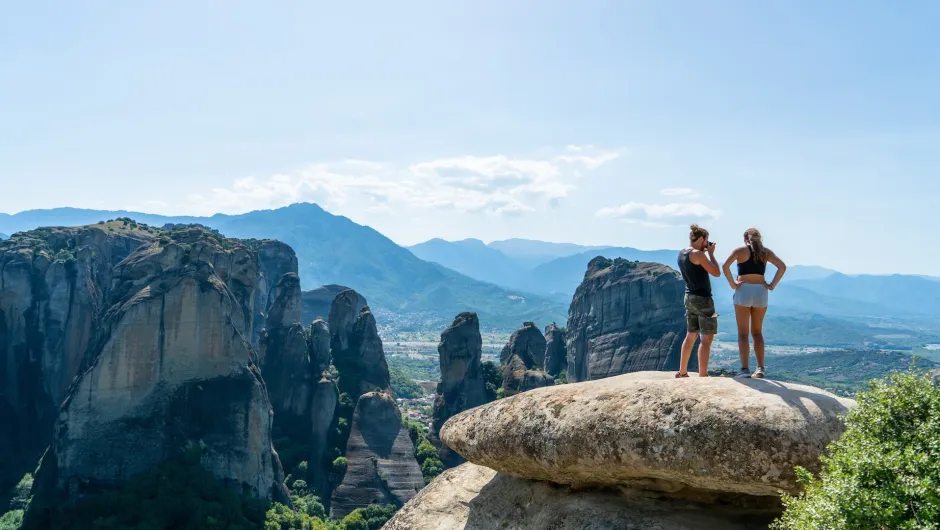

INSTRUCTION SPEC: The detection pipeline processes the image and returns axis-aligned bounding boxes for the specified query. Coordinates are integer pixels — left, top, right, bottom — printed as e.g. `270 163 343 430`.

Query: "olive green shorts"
684 293 718 335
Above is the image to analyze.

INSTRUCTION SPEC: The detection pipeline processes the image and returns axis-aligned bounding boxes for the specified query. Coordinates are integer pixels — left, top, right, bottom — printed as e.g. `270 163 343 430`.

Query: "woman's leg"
750 306 768 369
734 305 751 370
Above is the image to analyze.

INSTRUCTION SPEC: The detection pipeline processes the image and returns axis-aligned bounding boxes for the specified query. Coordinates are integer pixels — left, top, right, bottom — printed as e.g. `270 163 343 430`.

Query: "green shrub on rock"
772 368 940 529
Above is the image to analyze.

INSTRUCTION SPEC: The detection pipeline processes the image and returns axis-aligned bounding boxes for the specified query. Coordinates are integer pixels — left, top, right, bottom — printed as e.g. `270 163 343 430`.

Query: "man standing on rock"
676 224 720 378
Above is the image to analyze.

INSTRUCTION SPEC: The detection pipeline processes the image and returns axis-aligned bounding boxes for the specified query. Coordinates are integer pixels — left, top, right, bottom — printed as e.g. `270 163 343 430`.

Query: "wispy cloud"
659 187 699 199
183 146 621 216
596 200 721 226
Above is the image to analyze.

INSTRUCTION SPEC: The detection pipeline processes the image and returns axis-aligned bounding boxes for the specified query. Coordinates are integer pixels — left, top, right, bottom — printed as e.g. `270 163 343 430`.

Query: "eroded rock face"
500 322 553 397
307 318 336 498
543 323 567 377
566 257 691 382
0 226 152 495
432 312 488 467
330 391 423 519
302 285 366 327
330 294 390 396
383 463 777 530
260 273 312 423
35 229 286 501
441 371 855 498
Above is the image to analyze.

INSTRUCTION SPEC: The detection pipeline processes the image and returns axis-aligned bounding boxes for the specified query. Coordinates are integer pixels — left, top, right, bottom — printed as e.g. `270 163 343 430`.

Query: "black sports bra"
737 247 767 276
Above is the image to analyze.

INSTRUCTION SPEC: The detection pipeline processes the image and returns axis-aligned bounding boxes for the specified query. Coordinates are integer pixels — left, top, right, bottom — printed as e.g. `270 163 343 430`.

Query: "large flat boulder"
440 372 855 497
382 462 777 530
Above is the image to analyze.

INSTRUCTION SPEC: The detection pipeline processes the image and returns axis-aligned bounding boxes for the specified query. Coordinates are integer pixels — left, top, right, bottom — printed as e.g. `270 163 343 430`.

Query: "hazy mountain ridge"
0 204 567 331
3 204 938 343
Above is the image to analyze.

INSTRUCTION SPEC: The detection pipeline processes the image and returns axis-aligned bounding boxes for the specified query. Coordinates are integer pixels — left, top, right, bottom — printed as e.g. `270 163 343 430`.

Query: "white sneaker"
735 367 751 378
753 367 765 379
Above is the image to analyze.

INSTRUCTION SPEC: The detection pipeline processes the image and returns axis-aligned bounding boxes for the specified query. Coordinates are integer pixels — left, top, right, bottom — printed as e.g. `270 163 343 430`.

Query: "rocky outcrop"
0 225 152 495
566 257 690 382
394 372 855 529
441 372 855 498
308 318 337 498
330 292 390 397
303 285 366 328
431 313 488 467
31 227 286 502
330 391 423 519
499 322 553 397
383 462 777 530
260 273 312 425
543 323 567 377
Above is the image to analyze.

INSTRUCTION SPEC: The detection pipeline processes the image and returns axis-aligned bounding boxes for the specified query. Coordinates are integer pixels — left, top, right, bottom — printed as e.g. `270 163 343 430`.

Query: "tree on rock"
772 368 940 529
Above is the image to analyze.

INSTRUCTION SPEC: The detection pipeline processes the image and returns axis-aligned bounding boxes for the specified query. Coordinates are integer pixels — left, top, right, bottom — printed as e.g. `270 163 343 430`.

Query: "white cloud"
182 147 621 217
659 187 699 198
596 201 721 224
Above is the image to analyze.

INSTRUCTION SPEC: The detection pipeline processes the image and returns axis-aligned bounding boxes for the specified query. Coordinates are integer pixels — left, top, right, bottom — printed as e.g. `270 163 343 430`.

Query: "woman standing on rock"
722 228 786 379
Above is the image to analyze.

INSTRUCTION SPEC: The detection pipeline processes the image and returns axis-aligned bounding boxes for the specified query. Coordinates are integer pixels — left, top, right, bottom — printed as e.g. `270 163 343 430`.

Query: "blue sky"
2 1 938 275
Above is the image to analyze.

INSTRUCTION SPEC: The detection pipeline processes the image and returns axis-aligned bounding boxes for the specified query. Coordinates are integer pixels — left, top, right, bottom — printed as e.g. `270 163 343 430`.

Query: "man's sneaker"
753 367 765 379
735 367 751 378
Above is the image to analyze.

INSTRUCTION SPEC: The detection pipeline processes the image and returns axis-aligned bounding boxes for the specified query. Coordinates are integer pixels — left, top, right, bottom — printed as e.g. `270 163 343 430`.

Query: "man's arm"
764 249 787 289
690 248 721 277
722 248 743 289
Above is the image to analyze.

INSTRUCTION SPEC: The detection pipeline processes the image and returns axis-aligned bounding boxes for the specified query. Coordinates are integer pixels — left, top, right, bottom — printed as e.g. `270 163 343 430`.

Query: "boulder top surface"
441 371 855 497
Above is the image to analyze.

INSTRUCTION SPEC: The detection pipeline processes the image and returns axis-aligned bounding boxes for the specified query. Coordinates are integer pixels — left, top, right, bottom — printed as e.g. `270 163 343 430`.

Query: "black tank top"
677 248 712 297
737 247 767 276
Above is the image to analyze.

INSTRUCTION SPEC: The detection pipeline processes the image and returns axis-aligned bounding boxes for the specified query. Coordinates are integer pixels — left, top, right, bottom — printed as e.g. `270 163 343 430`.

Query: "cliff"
431 312 489 467
566 257 690 382
27 226 287 504
499 322 553 397
330 291 391 397
0 223 154 496
543 322 567 377
302 284 366 327
330 391 424 519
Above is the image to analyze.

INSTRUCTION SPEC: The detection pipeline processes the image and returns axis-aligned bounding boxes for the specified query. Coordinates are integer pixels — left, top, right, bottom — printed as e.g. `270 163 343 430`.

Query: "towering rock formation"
259 273 312 426
500 322 554 397
329 292 390 397
543 323 567 377
325 291 422 517
330 391 424 519
29 226 287 503
302 284 366 326
389 372 857 529
431 312 488 467
307 317 337 498
0 224 153 496
566 257 690 383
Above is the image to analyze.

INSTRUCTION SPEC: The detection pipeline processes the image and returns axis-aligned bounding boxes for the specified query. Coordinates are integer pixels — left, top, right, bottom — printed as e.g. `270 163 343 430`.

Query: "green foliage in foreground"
389 367 426 399
772 368 940 529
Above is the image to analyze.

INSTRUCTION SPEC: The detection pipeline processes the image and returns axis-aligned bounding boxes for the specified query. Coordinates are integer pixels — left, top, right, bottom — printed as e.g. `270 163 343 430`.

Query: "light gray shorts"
733 283 768 308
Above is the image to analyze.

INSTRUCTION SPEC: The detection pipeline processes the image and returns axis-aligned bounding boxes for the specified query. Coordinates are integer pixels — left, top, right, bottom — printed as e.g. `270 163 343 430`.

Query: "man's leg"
697 333 714 377
679 331 698 376
697 303 718 377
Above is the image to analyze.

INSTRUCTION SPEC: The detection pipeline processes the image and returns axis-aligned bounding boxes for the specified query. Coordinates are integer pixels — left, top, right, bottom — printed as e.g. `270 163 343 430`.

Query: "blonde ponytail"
745 228 768 263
